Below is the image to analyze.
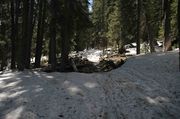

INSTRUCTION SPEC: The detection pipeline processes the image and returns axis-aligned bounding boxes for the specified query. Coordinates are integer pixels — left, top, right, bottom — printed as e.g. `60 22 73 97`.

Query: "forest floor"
0 51 180 119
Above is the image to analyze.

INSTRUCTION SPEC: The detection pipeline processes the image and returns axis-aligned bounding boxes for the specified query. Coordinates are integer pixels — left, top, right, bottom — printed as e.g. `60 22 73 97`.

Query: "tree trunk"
136 0 141 54
0 23 6 71
18 0 34 70
148 23 155 53
145 12 155 53
25 0 34 69
178 0 180 71
17 0 29 71
49 19 57 70
10 0 19 69
163 0 172 51
35 0 46 68
48 0 57 70
60 1 71 71
149 34 155 53
15 0 22 71
10 0 16 69
15 0 20 63
60 21 70 71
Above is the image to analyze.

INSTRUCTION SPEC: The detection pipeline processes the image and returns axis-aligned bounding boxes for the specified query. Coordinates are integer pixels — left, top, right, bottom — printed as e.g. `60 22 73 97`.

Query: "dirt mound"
43 55 126 73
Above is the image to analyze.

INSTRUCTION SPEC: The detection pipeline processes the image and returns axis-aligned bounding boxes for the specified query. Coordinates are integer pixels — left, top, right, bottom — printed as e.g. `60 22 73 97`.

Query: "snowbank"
0 51 180 119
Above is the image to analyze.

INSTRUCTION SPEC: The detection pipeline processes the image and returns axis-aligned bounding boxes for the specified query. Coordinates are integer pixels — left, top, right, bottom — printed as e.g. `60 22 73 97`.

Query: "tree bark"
0 22 6 71
146 13 155 53
18 0 34 69
178 0 180 71
60 20 70 71
25 0 34 68
136 0 141 54
48 0 57 70
163 0 172 51
10 0 16 69
60 1 71 71
35 0 46 68
14 0 20 69
10 0 19 69
17 0 29 71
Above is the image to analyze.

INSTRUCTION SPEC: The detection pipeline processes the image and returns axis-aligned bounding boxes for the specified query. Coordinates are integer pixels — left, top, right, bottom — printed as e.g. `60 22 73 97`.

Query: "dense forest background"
0 0 180 71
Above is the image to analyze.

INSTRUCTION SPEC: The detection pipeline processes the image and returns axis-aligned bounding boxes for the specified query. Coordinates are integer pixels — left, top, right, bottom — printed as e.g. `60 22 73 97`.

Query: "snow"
157 41 163 47
125 42 164 56
125 48 137 55
30 56 48 64
131 42 137 47
0 51 180 119
78 49 103 63
174 48 179 51
124 43 137 55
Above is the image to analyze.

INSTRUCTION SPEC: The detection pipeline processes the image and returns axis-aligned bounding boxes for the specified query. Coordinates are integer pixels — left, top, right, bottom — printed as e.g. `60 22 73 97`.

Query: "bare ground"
0 51 180 119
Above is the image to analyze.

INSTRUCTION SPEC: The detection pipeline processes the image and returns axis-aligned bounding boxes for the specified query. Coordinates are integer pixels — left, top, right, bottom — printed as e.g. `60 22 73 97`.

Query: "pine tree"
136 0 141 54
177 0 180 70
120 0 137 49
143 0 162 53
92 0 107 48
35 0 46 68
106 0 121 48
48 0 57 70
163 0 172 51
10 0 16 69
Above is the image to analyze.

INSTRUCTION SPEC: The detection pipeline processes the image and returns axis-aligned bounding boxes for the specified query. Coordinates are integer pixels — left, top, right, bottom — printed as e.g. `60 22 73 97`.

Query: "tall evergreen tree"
120 0 137 50
10 0 16 69
136 0 141 54
163 0 172 51
106 0 121 48
25 0 35 68
92 0 107 48
48 0 57 70
177 0 180 70
143 0 162 53
35 0 46 68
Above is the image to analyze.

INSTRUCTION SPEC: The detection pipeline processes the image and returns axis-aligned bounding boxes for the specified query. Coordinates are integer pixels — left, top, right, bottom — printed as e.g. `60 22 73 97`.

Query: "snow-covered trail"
0 51 180 119
99 51 180 119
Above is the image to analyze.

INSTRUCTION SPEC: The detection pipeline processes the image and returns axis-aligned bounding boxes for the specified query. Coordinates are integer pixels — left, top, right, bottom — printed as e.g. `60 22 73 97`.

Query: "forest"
0 0 180 72
0 0 180 119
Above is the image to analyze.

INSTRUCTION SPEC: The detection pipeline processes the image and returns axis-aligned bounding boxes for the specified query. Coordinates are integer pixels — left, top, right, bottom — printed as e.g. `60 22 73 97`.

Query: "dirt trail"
0 51 180 119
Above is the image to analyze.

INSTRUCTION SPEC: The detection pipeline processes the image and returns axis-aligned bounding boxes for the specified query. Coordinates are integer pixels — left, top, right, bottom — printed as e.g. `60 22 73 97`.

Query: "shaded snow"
0 51 180 119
